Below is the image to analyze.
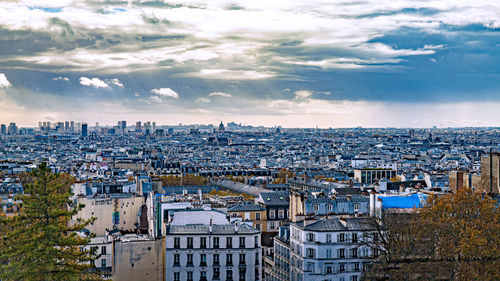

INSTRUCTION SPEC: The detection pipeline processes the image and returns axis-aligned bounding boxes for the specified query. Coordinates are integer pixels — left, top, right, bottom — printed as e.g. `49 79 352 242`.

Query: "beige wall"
72 196 144 236
112 238 163 281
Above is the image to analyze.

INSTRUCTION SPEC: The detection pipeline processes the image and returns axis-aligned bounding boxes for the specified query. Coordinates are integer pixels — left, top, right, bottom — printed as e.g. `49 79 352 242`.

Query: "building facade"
289 218 374 281
228 203 267 232
165 223 262 281
72 194 143 236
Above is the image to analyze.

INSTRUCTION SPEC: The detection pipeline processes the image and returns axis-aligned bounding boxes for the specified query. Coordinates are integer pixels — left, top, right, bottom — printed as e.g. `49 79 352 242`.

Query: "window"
306 262 314 272
254 236 259 248
373 248 379 257
326 266 333 274
101 259 106 268
256 212 261 220
200 237 207 248
101 246 107 255
173 254 180 266
187 254 193 266
351 275 358 281
256 223 261 230
200 271 207 281
269 210 275 219
351 248 358 258
213 268 220 279
226 253 233 266
338 233 345 242
354 203 360 212
339 248 345 258
307 233 315 242
187 237 193 248
239 237 245 248
326 249 332 258
306 248 315 258
213 237 220 248
278 209 284 219
187 271 193 281
327 204 333 212
373 232 379 241
326 234 332 243
352 233 358 243
339 263 345 272
200 253 207 266
313 204 319 212
227 269 233 281
227 237 233 248
213 253 220 265
174 272 180 281
239 268 246 280
174 237 180 248
239 253 246 265
354 263 360 272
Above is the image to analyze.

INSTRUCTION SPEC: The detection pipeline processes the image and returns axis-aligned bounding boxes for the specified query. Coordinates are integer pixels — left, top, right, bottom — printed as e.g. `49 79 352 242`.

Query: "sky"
0 0 500 128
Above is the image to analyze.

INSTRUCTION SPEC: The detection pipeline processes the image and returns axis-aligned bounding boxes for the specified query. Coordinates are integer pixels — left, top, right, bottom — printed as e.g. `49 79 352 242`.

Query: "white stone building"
289 217 375 281
165 210 262 281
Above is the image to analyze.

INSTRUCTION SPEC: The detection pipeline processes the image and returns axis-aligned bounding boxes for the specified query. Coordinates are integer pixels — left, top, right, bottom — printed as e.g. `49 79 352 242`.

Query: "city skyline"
1 0 500 127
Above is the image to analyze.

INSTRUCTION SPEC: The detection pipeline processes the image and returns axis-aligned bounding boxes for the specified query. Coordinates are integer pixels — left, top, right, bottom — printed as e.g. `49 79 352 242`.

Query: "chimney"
209 218 213 234
369 191 376 217
234 222 239 233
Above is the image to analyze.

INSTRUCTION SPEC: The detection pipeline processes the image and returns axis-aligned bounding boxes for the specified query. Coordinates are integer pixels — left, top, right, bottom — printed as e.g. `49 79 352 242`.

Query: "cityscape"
0 120 499 280
1 0 499 281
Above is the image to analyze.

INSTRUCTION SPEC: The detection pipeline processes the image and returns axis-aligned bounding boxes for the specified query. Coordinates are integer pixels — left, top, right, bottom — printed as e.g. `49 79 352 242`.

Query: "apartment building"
289 217 374 281
164 211 262 281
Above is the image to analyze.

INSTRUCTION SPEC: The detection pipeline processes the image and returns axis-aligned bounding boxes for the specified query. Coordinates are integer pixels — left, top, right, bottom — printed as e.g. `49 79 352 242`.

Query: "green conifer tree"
0 163 101 280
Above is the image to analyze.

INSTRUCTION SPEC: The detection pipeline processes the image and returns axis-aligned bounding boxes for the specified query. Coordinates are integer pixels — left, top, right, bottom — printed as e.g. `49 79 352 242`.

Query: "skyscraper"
136 121 141 132
81 123 88 138
8 123 17 135
0 124 6 135
479 152 500 194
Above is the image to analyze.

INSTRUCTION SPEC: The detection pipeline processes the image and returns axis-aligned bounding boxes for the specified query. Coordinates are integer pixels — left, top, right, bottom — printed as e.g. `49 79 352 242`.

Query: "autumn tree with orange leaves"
363 190 499 281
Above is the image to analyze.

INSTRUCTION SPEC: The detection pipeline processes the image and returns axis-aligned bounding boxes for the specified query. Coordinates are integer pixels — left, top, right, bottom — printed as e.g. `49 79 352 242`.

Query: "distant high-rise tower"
152 122 156 132
136 121 142 132
65 121 70 131
81 123 88 138
70 121 75 131
0 124 6 135
8 123 17 135
479 152 500 194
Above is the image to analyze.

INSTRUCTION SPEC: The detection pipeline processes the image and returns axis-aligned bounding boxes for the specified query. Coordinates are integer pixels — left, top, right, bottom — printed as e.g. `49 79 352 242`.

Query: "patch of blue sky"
29 6 63 13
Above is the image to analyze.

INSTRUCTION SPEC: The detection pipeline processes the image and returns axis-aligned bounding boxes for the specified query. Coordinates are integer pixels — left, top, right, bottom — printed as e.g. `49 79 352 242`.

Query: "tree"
363 190 500 281
0 163 101 281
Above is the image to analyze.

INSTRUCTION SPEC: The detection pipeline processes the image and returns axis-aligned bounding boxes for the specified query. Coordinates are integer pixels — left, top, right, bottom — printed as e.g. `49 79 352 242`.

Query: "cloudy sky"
1 0 499 128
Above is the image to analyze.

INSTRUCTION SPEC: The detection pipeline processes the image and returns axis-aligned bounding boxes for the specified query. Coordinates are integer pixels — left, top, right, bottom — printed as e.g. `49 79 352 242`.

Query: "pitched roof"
168 223 260 235
260 191 289 206
228 204 265 212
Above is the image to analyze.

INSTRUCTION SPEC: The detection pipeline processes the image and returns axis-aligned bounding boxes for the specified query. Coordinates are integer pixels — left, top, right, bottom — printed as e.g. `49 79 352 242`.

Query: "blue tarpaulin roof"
380 193 428 209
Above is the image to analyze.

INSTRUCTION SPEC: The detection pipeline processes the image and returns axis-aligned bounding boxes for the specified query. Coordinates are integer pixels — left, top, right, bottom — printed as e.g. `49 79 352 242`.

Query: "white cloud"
52 76 69 81
0 73 11 88
197 69 275 80
196 97 211 103
151 88 179 99
109 78 124 87
209 92 232 98
295 91 312 99
79 77 109 88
